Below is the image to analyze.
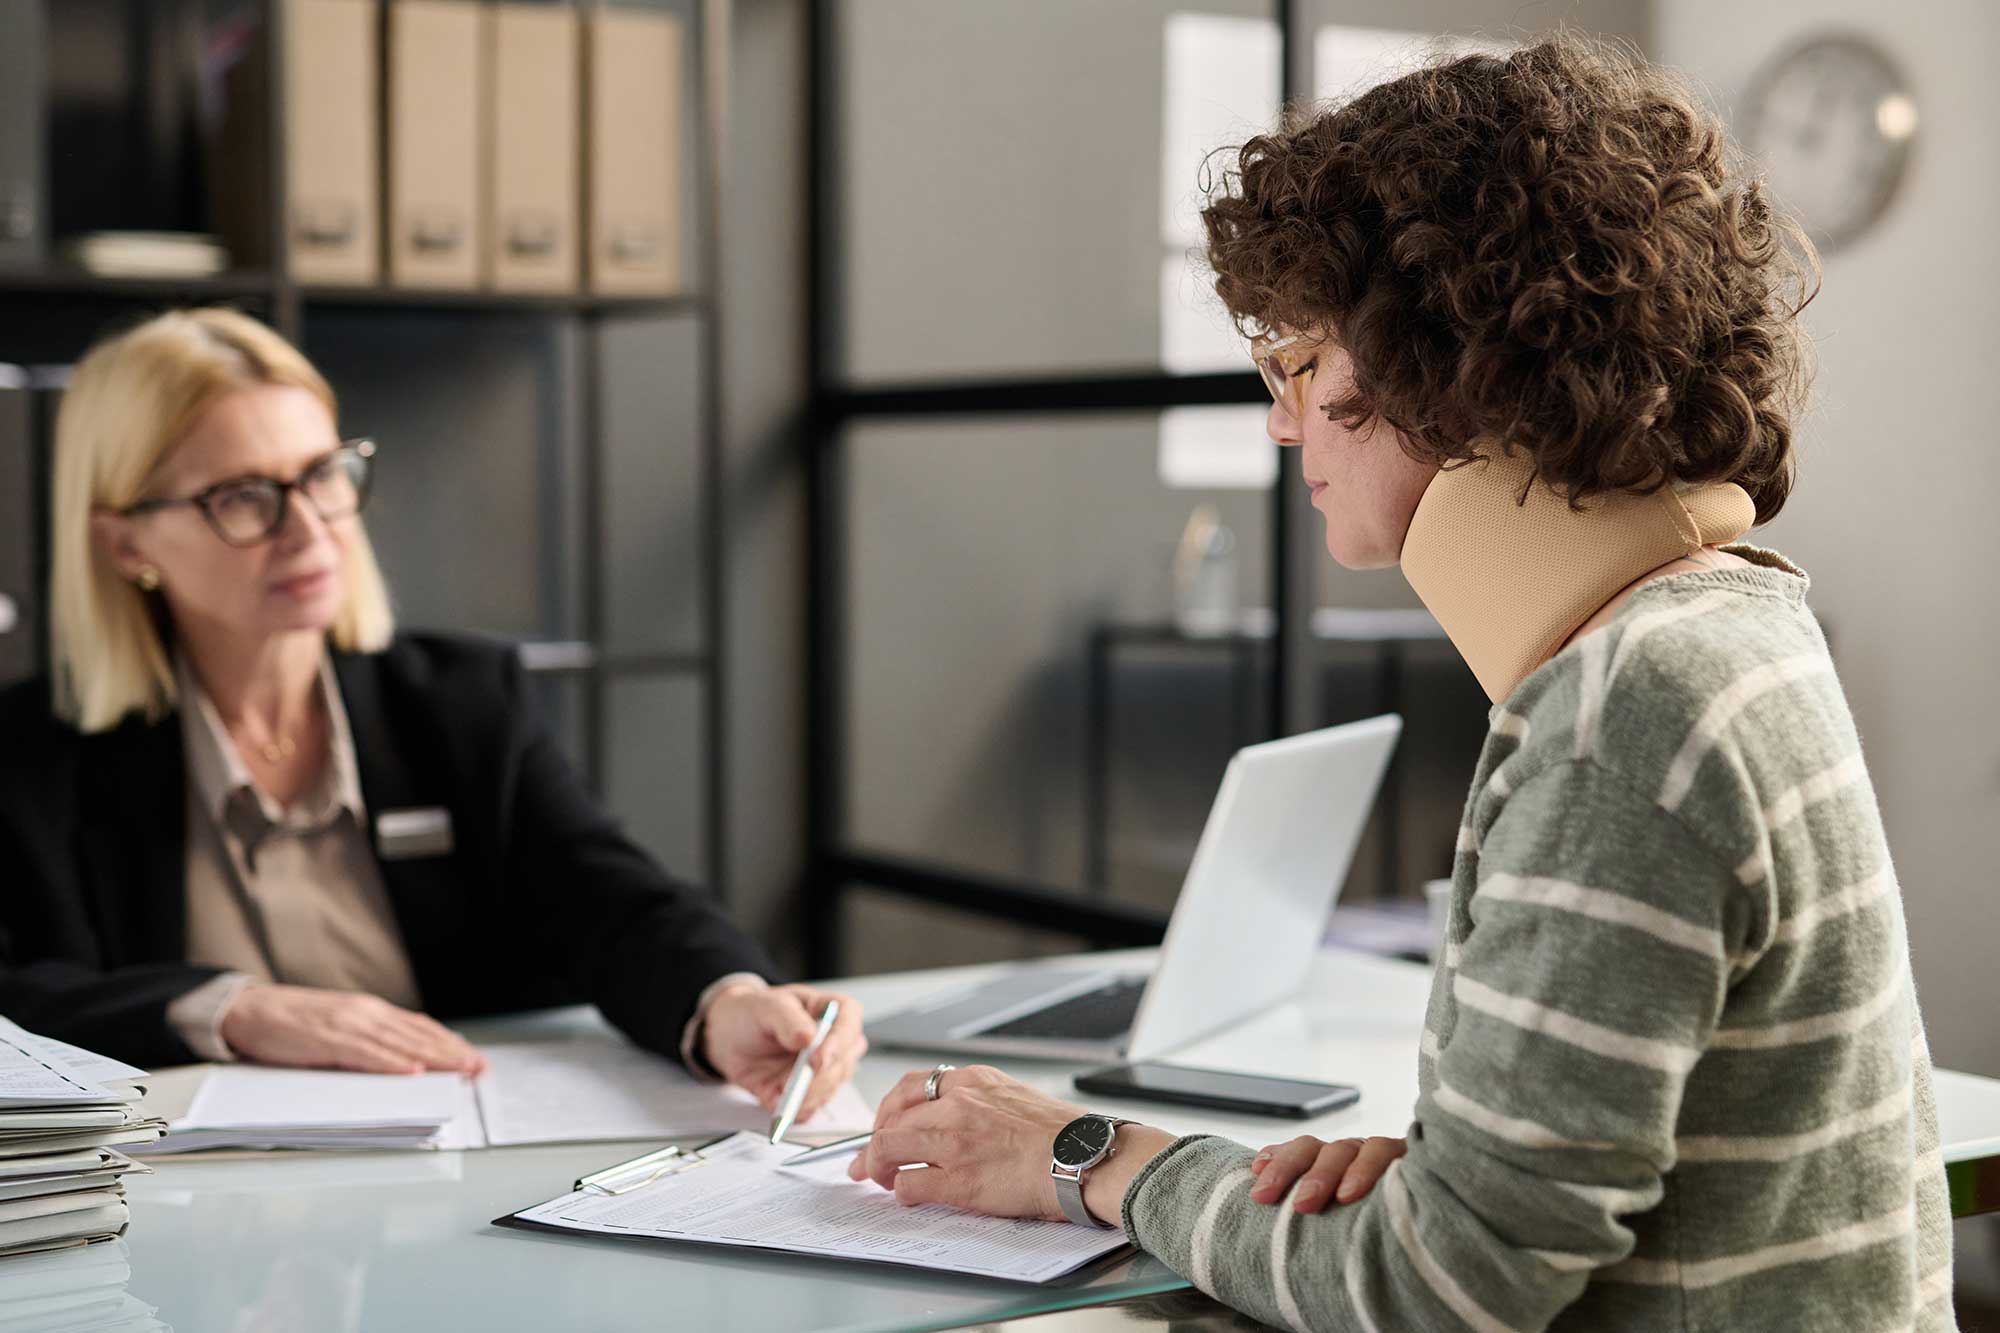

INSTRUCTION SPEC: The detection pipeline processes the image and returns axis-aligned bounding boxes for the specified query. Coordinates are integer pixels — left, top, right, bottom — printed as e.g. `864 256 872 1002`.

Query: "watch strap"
1054 1164 1097 1227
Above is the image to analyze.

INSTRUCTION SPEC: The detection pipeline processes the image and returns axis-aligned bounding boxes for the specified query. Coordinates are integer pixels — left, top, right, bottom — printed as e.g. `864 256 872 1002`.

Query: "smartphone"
1073 1062 1360 1118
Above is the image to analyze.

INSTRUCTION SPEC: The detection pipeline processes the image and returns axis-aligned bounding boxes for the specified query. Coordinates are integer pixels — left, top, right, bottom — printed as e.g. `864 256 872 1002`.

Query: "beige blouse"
162 652 751 1071
165 653 421 1059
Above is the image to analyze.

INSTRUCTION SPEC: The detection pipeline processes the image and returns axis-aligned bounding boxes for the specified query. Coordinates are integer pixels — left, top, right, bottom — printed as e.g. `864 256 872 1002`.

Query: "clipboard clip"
574 1144 710 1196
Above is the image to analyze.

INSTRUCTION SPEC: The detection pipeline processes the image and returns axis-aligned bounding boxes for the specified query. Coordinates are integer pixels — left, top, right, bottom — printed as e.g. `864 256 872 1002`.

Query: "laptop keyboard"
977 976 1147 1041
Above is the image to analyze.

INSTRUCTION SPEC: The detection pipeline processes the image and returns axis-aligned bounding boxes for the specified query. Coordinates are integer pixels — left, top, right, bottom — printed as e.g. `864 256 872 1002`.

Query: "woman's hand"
219 983 488 1075
1249 1134 1406 1212
700 982 866 1120
846 1064 1178 1224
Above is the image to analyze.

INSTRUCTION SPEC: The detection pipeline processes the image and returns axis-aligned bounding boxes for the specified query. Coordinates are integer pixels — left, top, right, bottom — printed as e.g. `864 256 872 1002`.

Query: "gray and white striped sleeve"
1119 759 1751 1332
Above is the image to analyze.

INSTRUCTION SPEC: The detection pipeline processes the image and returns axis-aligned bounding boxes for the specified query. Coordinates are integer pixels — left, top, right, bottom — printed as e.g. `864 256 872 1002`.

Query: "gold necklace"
256 735 298 765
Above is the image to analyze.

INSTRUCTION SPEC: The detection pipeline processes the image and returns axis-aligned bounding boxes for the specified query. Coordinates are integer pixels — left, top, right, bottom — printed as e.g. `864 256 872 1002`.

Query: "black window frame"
803 0 1309 976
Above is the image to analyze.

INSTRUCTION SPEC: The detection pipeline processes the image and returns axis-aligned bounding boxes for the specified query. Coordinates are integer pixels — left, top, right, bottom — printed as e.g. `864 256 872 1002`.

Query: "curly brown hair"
1200 29 1817 523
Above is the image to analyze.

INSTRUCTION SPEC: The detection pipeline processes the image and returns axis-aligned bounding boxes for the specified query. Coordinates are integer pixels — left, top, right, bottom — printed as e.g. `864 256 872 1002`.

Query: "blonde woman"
0 308 864 1117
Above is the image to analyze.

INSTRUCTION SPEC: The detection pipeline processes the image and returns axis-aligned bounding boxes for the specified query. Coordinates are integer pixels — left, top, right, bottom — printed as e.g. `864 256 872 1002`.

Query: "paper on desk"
138 1067 460 1151
0 1126 165 1160
509 1133 1130 1284
151 1041 874 1153
469 1038 875 1147
0 1149 130 1182
180 1067 461 1131
0 1019 120 1107
0 1199 130 1258
21 1035 148 1089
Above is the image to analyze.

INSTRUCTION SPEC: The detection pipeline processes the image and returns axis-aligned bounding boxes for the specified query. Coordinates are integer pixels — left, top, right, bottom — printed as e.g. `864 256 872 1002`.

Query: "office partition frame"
803 0 1307 976
0 0 733 904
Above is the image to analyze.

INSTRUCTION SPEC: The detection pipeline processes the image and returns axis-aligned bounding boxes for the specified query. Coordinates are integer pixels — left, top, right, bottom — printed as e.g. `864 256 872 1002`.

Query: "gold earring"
136 567 161 592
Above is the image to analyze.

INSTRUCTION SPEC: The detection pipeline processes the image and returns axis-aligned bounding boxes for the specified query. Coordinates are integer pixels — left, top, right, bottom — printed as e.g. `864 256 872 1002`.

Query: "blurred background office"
1 0 1994 1301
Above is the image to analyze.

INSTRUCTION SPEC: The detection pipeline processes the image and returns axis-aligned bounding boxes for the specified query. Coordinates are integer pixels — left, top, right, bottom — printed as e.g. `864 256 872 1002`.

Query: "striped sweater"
1120 548 1954 1332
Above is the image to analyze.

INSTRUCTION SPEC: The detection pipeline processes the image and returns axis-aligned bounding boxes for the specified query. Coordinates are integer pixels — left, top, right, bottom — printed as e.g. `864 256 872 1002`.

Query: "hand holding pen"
697 981 868 1124
769 999 841 1144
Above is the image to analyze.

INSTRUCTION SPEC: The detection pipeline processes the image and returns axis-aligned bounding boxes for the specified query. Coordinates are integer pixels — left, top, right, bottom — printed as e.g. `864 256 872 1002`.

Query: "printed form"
511 1133 1130 1283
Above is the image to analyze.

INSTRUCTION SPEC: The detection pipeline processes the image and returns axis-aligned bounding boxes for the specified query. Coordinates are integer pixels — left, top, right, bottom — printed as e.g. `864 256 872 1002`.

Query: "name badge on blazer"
375 807 454 861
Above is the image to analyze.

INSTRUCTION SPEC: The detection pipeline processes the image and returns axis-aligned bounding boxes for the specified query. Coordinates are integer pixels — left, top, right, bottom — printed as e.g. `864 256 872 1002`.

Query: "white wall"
1653 1 2000 1074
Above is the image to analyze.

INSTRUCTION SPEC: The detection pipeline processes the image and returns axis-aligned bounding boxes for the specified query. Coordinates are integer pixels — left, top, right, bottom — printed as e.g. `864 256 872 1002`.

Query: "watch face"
1053 1116 1114 1168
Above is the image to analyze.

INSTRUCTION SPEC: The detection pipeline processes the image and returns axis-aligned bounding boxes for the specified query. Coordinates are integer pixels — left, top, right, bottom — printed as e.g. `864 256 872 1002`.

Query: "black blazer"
0 633 777 1069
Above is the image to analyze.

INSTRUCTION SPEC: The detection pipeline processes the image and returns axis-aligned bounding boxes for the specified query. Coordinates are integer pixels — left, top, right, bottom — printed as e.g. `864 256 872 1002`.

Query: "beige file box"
286 0 380 285
586 7 683 296
388 0 486 289
486 4 580 292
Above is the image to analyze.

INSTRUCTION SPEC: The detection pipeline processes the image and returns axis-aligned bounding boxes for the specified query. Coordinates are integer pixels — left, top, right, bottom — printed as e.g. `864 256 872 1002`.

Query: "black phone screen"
1073 1062 1360 1117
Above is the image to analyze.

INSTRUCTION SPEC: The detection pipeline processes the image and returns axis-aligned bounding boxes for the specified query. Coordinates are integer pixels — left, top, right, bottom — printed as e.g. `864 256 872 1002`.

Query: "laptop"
866 713 1402 1063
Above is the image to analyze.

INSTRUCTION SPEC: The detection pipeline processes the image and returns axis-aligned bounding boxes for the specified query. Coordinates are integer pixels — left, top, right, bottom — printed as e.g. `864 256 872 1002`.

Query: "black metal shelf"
301 285 708 319
0 269 711 322
0 265 276 301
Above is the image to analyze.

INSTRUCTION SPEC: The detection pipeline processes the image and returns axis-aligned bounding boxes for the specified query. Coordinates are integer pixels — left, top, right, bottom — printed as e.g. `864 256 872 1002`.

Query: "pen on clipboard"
767 999 840 1145
780 1131 873 1167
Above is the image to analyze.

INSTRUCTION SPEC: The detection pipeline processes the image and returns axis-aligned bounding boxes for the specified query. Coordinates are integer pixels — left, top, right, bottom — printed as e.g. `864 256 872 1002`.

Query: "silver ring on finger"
926 1063 956 1102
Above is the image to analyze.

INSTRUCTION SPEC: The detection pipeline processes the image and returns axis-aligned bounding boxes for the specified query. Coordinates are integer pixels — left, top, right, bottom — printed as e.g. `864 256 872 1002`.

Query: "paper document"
183 1068 460 1130
0 1199 129 1259
471 1038 874 1147
0 1106 140 1133
0 1020 161 1260
0 1185 126 1226
0 1125 165 1160
0 1168 133 1204
0 1149 129 1182
505 1133 1130 1284
150 1038 875 1153
0 1019 132 1108
21 1035 148 1089
139 1067 462 1154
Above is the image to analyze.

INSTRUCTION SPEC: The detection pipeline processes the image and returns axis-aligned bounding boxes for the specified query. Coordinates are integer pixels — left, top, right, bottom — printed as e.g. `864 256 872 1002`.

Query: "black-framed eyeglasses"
123 440 376 548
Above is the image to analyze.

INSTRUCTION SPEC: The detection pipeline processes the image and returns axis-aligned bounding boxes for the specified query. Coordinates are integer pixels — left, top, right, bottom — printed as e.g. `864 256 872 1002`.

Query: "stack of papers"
139 1067 462 1154
0 1019 161 1260
140 1036 875 1154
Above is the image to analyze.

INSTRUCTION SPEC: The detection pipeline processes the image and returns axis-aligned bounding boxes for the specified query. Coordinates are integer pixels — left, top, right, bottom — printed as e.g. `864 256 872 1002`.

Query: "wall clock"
1742 33 1918 251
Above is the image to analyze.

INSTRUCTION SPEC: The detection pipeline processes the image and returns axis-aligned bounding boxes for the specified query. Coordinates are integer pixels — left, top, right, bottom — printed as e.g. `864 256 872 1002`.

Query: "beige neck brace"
1399 450 1755 703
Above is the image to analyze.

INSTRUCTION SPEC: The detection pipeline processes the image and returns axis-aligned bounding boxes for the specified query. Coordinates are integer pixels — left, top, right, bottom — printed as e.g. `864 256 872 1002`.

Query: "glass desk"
82 948 2000 1330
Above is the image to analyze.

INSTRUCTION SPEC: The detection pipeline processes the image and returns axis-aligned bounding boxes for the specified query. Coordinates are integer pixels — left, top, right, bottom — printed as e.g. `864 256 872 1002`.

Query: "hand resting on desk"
850 1065 1403 1227
220 982 489 1076
849 1063 1177 1225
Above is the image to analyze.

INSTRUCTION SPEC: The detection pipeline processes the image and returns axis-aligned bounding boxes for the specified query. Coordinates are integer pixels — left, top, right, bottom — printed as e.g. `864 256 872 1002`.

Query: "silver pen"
767 999 840 1145
780 1130 872 1167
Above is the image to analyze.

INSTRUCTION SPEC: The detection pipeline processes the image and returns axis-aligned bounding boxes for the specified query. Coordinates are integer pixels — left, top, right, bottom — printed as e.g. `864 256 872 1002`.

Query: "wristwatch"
1050 1114 1135 1228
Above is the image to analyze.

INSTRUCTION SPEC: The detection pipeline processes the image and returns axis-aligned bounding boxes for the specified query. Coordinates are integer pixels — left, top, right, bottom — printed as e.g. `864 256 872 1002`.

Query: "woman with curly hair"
847 30 1953 1332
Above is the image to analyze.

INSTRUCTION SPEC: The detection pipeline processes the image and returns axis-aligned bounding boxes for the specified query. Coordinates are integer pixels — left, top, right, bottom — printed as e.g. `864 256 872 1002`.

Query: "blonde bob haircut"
50 307 395 733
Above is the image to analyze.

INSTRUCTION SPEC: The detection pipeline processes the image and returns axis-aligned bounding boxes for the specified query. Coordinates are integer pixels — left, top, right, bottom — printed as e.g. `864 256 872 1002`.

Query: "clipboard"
567 1139 715 1195
490 1133 1137 1286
